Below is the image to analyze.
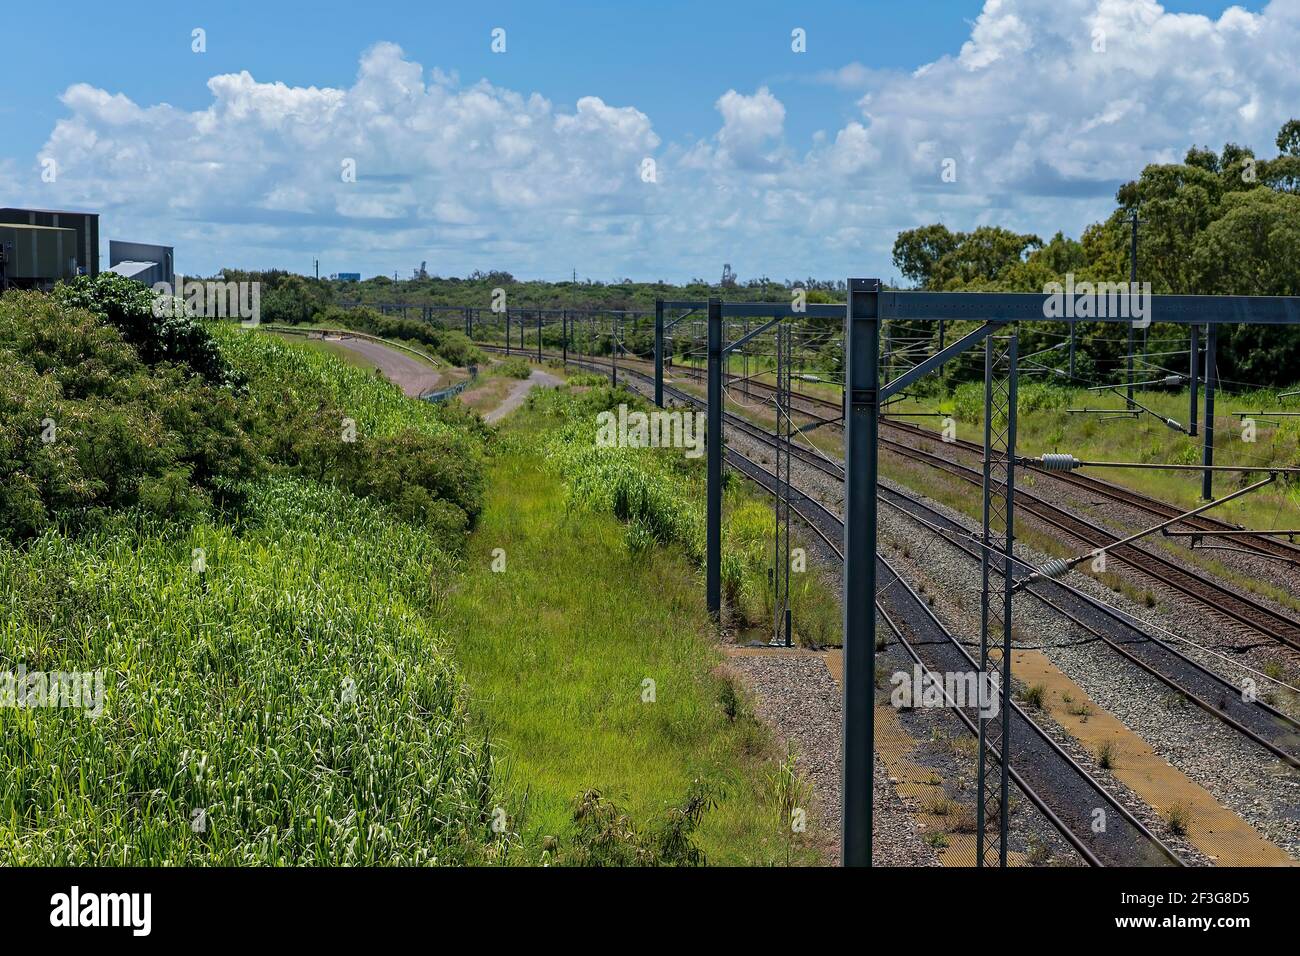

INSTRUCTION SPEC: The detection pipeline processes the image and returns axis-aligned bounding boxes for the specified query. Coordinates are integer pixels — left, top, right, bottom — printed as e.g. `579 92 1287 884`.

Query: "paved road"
485 368 564 423
326 336 443 397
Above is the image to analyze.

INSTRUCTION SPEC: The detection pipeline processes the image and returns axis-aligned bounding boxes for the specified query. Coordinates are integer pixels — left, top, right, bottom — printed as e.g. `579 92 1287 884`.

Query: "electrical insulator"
1037 557 1072 580
1037 453 1082 471
1164 375 1184 386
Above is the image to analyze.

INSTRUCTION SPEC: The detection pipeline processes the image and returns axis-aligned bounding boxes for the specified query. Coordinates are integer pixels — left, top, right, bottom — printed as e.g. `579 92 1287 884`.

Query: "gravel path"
883 430 1300 689
485 368 564 423
327 335 443 397
725 417 1300 864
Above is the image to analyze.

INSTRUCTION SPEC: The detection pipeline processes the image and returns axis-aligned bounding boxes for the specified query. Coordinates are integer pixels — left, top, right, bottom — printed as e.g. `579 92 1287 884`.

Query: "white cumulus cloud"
12 2 1300 283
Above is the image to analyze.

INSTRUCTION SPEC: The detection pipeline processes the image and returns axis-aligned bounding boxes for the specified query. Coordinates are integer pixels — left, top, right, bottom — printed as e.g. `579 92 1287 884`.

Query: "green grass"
534 383 841 645
0 314 502 865
692 365 1299 612
683 355 1300 538
212 324 457 439
442 410 824 865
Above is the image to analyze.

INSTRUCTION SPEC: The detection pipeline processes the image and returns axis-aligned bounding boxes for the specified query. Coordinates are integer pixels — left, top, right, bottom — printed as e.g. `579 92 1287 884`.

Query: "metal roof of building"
107 261 155 279
0 223 77 233
0 207 100 217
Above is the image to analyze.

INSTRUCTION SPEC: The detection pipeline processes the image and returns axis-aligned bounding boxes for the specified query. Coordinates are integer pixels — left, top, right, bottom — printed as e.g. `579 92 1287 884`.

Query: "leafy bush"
346 429 485 539
435 330 483 367
212 324 486 543
0 294 487 548
535 383 839 643
259 274 329 325
496 357 532 380
0 292 503 864
54 274 237 388
0 292 261 536
1018 382 1075 413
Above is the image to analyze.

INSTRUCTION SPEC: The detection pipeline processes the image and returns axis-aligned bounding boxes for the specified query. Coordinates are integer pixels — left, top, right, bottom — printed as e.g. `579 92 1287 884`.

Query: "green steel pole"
843 278 880 867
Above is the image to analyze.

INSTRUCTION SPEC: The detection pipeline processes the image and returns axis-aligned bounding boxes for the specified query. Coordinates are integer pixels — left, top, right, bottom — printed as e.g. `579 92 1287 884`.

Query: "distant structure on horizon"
335 272 361 282
107 240 174 289
0 207 100 289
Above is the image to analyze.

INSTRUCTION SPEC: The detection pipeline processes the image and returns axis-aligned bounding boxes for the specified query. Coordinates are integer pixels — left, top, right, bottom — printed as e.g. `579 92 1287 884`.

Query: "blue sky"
1 0 1286 283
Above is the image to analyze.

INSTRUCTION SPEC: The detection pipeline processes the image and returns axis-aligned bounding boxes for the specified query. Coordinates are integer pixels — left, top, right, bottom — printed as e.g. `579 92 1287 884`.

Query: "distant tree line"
211 120 1300 391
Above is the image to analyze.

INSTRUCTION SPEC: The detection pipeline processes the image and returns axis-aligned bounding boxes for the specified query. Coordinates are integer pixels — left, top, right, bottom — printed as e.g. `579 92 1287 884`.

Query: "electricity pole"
1127 210 1140 409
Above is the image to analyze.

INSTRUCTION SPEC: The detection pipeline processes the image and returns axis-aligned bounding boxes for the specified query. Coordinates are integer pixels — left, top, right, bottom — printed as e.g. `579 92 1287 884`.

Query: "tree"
891 224 1039 290
1277 119 1300 157
891 223 959 287
1192 189 1300 296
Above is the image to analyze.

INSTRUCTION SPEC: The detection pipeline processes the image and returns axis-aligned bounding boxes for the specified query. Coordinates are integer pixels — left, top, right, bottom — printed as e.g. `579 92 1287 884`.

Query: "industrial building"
108 240 175 289
0 207 100 289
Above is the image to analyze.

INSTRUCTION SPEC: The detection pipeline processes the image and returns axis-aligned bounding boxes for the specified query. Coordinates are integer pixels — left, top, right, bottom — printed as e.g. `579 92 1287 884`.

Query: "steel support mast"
976 331 1018 867
706 298 723 619
654 299 665 407
1202 322 1218 499
842 278 880 867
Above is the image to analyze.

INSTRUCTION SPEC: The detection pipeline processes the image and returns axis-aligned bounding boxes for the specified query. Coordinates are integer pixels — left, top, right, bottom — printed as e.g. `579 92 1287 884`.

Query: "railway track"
885 417 1300 568
877 434 1300 652
873 484 1300 770
517 347 1300 769
728 448 1185 867
674 360 1300 567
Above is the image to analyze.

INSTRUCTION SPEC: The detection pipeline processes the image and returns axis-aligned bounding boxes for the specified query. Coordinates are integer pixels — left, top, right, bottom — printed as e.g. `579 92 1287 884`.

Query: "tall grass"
442 428 823 864
0 316 502 865
0 478 497 864
534 385 840 644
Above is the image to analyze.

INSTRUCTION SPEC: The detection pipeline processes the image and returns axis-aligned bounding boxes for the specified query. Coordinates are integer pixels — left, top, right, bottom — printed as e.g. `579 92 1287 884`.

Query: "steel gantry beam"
877 291 1300 325
880 322 1002 401
1203 322 1219 499
1127 211 1141 409
1189 324 1200 437
773 322 794 648
702 306 799 622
